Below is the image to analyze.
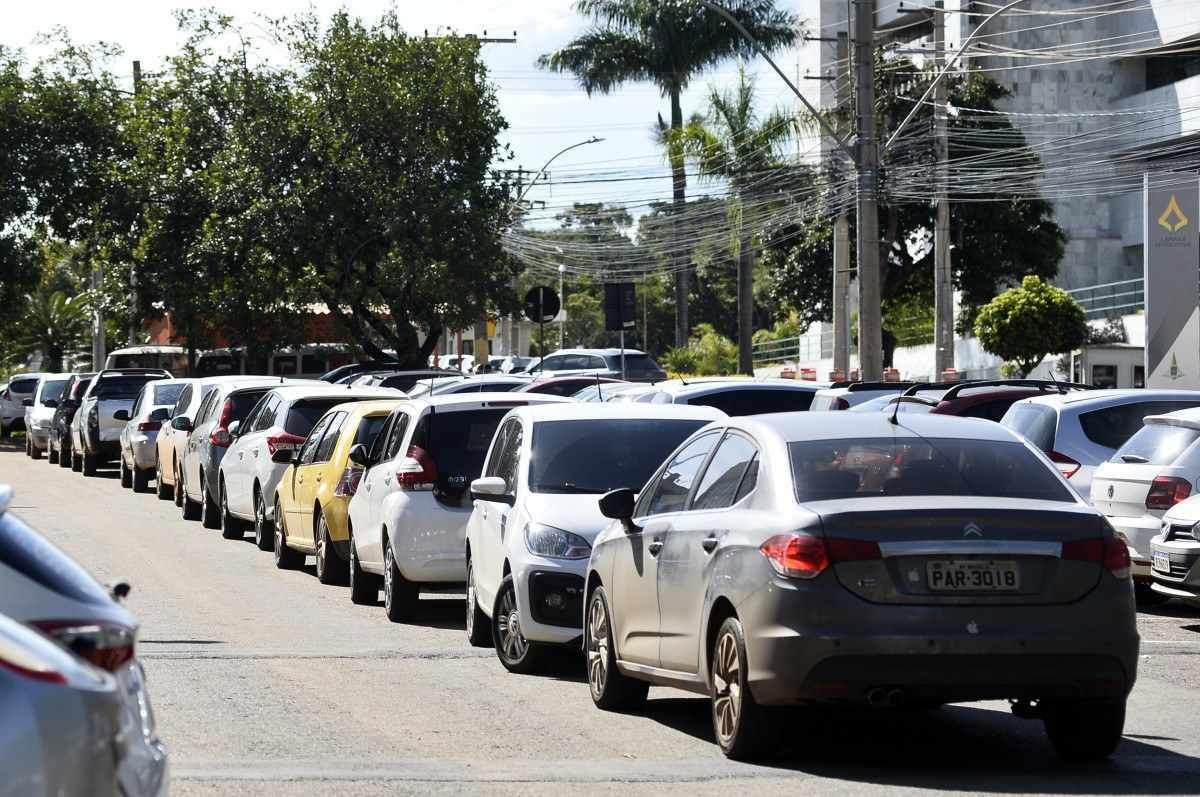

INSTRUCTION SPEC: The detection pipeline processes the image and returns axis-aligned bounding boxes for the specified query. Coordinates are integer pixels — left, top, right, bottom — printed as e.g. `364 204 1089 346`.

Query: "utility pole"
832 31 852 379
853 0 883 381
932 2 954 380
129 59 143 347
499 165 533 357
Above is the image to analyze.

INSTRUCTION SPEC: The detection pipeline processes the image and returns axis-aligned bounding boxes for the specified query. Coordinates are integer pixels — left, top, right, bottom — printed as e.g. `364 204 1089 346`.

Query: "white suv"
464 403 722 672
345 393 570 619
1 373 46 437
1001 390 1200 497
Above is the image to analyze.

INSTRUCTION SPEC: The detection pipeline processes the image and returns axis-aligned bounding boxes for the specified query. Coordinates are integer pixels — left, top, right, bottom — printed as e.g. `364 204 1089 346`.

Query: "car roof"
107 345 185 354
738 410 1020 444
546 348 648 357
651 378 825 396
513 402 724 424
262 384 399 402
398 392 574 412
1019 389 1200 410
324 398 407 417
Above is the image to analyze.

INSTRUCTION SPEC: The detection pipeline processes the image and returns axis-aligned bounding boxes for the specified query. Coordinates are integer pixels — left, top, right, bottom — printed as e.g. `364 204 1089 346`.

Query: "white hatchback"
464 403 722 672
345 393 570 619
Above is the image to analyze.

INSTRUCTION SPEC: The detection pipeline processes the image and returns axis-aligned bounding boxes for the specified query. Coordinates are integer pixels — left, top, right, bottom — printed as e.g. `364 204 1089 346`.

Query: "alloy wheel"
586 594 608 699
712 629 742 748
383 546 394 614
315 518 328 581
496 586 528 662
254 495 266 547
465 565 477 639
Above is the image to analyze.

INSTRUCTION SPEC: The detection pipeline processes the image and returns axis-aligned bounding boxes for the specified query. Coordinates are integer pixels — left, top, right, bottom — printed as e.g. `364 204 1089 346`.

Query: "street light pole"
558 263 565 348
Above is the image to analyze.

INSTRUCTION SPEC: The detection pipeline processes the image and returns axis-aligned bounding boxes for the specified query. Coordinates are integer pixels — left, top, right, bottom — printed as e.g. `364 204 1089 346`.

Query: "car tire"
1043 698 1126 761
120 457 132 488
1135 582 1170 608
30 439 42 460
465 557 491 648
586 586 649 710
133 466 150 493
199 476 220 529
711 616 775 761
254 489 274 552
349 534 379 605
273 498 305 570
220 482 247 540
155 461 172 500
47 444 59 465
70 450 82 472
383 541 419 622
492 574 545 674
173 464 184 507
179 469 200 521
315 513 345 586
82 451 97 476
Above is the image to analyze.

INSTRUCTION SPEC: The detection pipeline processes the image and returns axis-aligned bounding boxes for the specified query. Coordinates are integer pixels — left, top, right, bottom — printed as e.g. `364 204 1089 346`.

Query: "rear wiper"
1119 454 1149 464
532 483 605 494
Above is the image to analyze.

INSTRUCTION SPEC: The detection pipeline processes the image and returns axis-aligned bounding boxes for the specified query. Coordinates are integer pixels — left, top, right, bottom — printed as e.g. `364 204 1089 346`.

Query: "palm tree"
539 0 800 348
9 290 92 372
679 65 796 373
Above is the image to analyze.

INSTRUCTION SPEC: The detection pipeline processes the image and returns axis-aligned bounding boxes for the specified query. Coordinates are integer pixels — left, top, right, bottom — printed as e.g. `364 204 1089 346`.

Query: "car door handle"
648 540 664 556
701 536 719 554
315 475 322 482
298 476 304 484
252 449 259 457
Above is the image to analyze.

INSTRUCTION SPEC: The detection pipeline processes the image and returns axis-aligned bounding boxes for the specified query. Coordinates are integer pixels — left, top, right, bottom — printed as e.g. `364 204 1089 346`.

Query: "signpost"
604 283 637 379
1144 173 1200 388
524 286 561 374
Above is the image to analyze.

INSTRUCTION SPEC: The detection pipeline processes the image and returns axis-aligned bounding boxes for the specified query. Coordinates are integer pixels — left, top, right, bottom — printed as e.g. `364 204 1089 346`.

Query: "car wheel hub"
713 631 740 744
587 599 607 695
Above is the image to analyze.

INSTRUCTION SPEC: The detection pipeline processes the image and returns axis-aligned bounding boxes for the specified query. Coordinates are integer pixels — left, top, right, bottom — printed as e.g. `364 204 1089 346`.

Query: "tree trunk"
737 225 753 375
669 87 689 349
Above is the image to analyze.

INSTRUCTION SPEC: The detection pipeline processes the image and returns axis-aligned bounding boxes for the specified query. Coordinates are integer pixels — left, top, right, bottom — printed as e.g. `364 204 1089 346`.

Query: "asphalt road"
3 440 1200 796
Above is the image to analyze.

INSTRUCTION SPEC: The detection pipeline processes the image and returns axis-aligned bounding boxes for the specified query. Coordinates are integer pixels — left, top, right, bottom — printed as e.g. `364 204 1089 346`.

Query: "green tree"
539 0 801 348
678 66 796 373
7 289 91 372
563 292 604 347
974 276 1086 377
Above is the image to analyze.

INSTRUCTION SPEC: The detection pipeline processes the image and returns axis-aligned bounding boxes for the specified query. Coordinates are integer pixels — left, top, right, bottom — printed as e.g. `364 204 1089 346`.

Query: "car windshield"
39 379 69 404
95 375 162 400
529 419 710 494
1001 402 1056 452
788 437 1074 503
285 398 369 436
603 353 660 376
228 389 270 422
153 383 186 406
1111 423 1200 466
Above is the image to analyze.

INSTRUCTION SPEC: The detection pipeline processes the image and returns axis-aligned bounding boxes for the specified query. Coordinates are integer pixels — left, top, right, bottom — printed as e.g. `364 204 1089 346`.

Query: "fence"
752 326 832 366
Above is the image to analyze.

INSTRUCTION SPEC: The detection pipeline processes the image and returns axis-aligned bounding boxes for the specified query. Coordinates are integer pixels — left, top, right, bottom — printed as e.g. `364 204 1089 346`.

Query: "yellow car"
272 399 401 583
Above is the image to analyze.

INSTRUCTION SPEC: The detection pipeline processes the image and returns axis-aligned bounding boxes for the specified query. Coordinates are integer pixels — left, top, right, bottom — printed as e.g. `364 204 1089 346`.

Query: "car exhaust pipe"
866 687 888 707
886 688 906 707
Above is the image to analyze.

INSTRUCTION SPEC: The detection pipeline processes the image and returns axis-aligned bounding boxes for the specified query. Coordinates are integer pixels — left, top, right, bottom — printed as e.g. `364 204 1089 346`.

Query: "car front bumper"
736 573 1139 707
1150 537 1200 600
1106 513 1162 580
28 428 51 450
513 556 587 647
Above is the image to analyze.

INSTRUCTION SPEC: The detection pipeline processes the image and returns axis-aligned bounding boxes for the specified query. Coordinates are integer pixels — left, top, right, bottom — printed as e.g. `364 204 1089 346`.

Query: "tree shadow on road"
640 697 1200 793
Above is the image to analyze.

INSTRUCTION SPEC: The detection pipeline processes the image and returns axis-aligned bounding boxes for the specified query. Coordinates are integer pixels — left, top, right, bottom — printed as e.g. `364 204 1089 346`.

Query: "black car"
48 373 95 468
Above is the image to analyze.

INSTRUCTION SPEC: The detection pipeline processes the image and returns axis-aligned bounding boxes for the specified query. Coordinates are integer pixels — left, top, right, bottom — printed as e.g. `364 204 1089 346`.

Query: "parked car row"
13 369 1190 765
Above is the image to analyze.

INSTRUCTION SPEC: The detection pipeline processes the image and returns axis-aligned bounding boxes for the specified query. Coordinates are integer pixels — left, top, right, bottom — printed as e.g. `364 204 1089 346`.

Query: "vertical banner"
1144 173 1200 388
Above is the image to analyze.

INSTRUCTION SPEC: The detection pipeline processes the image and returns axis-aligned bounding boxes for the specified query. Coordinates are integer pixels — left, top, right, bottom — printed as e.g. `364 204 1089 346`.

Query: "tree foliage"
974 276 1087 377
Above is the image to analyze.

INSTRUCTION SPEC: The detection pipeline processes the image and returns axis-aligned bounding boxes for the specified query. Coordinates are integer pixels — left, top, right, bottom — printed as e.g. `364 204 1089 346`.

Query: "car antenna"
888 394 901 426
595 372 603 401
1045 368 1065 394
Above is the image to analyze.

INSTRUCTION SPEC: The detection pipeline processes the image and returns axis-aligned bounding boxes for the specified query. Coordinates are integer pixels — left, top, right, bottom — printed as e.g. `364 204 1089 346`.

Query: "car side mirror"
149 407 170 423
226 420 241 438
21 398 33 407
113 409 130 422
471 476 514 505
599 488 638 533
43 398 58 409
347 443 369 468
271 448 295 465
171 416 193 432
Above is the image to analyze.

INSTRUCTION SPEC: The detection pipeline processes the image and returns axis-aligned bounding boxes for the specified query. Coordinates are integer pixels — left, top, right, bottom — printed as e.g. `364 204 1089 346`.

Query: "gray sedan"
586 412 1138 761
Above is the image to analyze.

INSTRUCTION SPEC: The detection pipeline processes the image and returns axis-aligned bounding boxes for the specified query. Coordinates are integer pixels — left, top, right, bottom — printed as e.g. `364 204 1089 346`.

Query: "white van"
105 346 189 377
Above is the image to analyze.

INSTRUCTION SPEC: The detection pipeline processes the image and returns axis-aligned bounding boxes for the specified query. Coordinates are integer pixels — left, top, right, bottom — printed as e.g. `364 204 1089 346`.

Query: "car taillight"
210 428 232 448
1048 451 1080 478
334 467 363 497
1146 476 1192 510
396 445 437 490
30 620 136 673
266 432 306 456
833 397 850 410
759 534 828 579
1062 537 1131 579
138 420 162 432
825 537 882 562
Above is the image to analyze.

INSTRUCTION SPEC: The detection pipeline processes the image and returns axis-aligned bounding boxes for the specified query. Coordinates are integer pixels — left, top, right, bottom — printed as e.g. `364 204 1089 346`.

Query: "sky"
3 1 810 229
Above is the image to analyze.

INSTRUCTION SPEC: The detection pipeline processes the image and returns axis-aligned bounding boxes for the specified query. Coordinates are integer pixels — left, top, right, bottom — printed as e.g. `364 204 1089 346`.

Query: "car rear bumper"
130 435 158 470
388 496 470 584
738 576 1139 706
28 429 50 449
86 440 121 462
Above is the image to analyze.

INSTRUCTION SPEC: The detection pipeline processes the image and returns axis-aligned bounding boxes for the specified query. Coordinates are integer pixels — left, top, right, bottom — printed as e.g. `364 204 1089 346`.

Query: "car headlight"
524 523 591 560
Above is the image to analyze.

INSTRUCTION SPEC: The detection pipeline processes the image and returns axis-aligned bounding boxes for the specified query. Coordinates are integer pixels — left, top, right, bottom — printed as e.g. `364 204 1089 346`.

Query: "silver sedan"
585 412 1138 761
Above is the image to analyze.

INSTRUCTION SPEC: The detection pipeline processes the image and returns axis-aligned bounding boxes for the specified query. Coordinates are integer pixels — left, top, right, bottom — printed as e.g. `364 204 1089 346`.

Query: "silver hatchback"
586 412 1138 761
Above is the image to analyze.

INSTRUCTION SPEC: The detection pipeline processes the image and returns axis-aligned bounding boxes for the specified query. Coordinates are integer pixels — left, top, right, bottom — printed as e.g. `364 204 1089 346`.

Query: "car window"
411 409 519 498
354 414 390 450
1079 401 1200 451
38 379 68 404
384 413 411 460
368 413 397 463
540 356 565 371
787 437 1074 503
604 353 660 377
285 398 362 437
689 388 815 416
8 377 39 395
153 382 185 407
227 389 269 426
1000 402 1057 452
298 414 333 465
961 397 1020 422
490 419 523 492
1111 423 1200 466
252 395 281 432
172 385 193 418
314 411 347 462
588 356 607 369
95 375 163 400
733 455 758 503
639 431 721 515
130 389 145 418
691 433 759 510
194 391 218 425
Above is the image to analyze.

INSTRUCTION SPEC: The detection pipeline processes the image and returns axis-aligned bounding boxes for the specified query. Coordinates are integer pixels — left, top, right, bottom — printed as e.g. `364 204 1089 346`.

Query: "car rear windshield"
95 375 163 400
70 378 95 400
689 388 816 415
39 379 69 403
1000 402 1057 452
410 408 513 498
285 397 375 436
0 514 113 606
8 377 38 395
153 383 186 406
228 389 270 422
603 353 661 376
1111 423 1200 466
788 437 1074 503
1078 400 1200 450
529 419 711 494
809 393 841 411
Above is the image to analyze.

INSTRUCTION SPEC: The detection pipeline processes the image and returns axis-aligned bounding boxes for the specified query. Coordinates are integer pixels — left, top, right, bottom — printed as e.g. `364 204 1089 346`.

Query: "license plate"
1153 552 1171 573
927 560 1019 592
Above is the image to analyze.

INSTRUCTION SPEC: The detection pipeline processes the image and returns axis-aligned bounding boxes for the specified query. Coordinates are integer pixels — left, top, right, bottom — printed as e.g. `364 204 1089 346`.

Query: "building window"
1134 365 1145 389
1146 55 1200 92
1092 364 1118 389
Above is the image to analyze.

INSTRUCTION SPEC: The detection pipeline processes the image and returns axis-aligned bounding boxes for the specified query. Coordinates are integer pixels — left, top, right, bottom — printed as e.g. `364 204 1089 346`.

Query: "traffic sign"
523 286 560 324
